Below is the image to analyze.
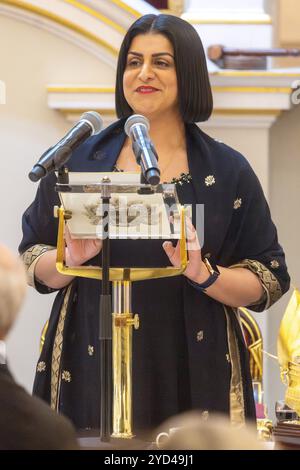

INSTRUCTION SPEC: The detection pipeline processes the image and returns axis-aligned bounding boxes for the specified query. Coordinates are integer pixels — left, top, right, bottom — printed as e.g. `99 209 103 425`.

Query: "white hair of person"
0 252 27 336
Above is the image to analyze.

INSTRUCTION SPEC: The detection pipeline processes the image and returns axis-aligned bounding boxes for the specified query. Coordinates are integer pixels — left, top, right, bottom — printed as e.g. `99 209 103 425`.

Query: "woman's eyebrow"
128 51 174 58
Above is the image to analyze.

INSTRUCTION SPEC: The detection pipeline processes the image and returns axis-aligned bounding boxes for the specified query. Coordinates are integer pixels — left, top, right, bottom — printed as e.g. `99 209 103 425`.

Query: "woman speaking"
19 14 290 433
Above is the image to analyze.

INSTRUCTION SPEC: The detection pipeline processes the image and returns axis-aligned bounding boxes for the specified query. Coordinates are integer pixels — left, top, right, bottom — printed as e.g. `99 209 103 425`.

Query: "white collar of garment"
0 340 7 365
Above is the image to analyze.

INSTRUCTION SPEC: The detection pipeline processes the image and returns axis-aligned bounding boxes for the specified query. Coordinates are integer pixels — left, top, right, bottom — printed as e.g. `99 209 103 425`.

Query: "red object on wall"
145 0 168 9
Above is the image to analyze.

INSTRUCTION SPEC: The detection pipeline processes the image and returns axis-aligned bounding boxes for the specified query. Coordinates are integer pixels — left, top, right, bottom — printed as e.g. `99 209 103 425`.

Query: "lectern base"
77 429 154 450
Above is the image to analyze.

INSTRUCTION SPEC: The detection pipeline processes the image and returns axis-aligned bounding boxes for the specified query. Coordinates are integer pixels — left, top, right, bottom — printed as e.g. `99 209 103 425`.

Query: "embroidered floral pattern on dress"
233 198 242 210
62 370 71 383
37 361 46 373
88 345 94 356
196 330 204 342
113 166 192 186
270 260 279 269
205 175 215 187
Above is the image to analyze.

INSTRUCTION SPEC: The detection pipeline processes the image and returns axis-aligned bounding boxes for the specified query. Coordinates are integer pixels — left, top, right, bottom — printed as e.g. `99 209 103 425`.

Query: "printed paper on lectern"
57 172 182 240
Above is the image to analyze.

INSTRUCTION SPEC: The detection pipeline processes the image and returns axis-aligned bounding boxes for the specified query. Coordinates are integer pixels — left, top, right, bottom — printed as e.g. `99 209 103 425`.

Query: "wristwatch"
188 258 220 293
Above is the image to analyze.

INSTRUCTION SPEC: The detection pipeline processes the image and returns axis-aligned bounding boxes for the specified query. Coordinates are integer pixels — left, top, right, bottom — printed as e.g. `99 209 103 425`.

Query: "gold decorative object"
55 206 187 282
257 418 273 441
278 289 300 417
111 281 139 438
239 307 263 383
239 307 274 439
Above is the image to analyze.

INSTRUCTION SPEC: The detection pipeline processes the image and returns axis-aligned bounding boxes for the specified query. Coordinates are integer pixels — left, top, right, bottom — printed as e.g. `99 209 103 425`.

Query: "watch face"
207 265 214 275
204 258 219 275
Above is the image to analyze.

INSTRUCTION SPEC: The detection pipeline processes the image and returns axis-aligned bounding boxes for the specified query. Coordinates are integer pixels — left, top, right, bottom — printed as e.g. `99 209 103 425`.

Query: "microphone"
124 114 160 185
29 111 103 182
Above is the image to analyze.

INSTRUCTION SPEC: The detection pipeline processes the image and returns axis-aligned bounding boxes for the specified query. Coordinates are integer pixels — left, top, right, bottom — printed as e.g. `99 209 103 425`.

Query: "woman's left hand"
163 218 209 284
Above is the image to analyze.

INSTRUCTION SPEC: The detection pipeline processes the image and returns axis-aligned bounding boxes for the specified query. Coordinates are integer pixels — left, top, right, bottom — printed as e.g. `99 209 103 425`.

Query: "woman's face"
123 33 178 120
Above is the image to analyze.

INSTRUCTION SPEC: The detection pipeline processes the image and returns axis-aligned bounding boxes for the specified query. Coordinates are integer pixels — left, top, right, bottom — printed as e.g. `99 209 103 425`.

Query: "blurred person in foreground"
155 411 264 450
0 244 78 450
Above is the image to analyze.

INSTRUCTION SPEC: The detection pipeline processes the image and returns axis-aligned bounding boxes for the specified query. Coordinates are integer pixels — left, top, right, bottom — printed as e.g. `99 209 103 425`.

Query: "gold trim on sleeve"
229 258 282 309
21 244 56 288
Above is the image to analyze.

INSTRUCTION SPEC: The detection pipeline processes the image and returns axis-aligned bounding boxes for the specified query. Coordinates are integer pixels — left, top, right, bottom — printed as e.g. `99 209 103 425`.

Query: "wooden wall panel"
278 0 300 46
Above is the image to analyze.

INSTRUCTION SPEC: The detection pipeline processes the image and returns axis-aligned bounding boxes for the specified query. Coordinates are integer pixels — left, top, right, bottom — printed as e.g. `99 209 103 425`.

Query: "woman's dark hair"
115 14 213 123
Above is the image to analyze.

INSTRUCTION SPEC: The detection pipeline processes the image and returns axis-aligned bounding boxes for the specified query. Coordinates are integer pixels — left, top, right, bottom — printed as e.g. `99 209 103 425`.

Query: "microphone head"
124 114 150 137
80 111 103 135
28 164 46 182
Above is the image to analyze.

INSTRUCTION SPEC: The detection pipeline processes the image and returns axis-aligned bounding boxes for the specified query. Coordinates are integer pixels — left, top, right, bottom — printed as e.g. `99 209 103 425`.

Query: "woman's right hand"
65 225 102 266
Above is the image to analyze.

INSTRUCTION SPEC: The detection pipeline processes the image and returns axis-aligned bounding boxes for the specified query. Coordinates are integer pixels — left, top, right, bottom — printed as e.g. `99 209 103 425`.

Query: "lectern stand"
55 172 188 442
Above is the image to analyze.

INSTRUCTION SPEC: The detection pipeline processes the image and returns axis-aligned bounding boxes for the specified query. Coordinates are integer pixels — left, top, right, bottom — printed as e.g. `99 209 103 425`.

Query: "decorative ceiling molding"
78 0 157 30
62 0 126 34
56 108 281 129
182 15 272 25
46 76 298 127
213 70 300 77
202 113 279 129
210 70 300 89
0 0 157 65
181 3 272 25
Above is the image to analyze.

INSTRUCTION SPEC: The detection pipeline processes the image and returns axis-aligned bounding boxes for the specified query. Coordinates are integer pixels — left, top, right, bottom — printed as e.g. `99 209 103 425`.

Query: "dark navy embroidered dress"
19 119 290 433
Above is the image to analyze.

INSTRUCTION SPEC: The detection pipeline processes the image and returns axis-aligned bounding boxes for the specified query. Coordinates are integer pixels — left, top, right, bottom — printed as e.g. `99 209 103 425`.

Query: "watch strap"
188 258 220 292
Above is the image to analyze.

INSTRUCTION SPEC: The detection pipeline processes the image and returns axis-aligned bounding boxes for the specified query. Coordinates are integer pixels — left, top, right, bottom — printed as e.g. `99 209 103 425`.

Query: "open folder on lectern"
57 172 183 240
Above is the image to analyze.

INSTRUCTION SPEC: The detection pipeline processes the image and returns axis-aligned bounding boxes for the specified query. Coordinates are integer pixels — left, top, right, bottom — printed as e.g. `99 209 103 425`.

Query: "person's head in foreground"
0 243 27 340
154 411 264 450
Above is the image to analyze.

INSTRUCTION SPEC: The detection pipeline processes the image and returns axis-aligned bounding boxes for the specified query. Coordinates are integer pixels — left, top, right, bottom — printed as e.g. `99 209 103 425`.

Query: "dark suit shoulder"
0 368 78 450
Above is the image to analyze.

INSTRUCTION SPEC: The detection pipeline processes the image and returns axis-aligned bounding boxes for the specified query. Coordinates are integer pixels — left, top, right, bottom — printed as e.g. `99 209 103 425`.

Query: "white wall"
0 14 115 392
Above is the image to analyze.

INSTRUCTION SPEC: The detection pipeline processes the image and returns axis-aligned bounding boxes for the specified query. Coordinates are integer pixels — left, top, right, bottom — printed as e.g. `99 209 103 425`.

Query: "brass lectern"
55 172 188 439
